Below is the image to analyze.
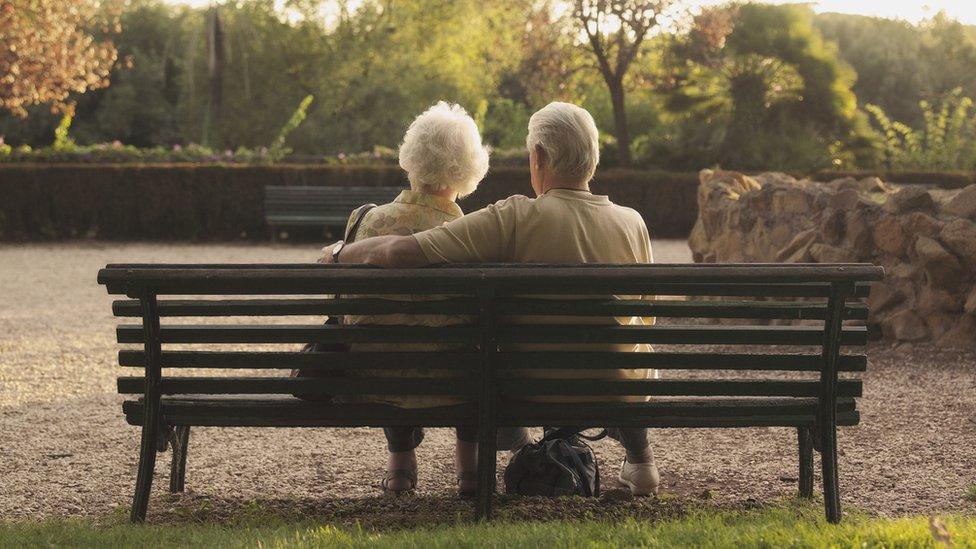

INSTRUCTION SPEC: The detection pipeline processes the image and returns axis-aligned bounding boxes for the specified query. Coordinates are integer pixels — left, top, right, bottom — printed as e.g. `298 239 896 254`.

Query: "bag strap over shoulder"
332 203 377 306
345 203 377 243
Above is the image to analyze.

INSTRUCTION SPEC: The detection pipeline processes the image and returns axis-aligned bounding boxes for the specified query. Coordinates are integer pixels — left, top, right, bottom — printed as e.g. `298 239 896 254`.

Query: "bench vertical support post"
475 285 498 521
169 426 190 493
818 282 849 523
131 291 163 522
797 427 814 498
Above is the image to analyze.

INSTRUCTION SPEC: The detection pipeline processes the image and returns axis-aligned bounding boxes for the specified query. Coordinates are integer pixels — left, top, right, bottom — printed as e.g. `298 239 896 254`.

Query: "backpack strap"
541 428 607 443
344 203 377 243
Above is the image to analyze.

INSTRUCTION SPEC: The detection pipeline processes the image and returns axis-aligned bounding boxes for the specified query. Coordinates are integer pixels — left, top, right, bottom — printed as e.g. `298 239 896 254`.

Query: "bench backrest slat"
264 186 402 225
99 263 883 402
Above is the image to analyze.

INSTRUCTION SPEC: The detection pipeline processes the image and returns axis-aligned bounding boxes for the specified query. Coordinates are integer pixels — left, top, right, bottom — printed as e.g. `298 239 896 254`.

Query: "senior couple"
319 101 659 498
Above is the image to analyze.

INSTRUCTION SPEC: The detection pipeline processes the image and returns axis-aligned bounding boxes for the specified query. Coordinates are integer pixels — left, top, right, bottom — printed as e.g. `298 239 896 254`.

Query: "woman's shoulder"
354 200 450 238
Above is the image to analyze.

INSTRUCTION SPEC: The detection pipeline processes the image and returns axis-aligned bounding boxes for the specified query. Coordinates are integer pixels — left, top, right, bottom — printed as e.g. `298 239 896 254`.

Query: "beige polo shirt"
414 188 656 400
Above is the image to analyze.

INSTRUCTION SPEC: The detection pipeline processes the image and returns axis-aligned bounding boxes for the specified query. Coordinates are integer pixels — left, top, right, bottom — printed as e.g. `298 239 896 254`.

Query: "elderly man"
321 102 660 496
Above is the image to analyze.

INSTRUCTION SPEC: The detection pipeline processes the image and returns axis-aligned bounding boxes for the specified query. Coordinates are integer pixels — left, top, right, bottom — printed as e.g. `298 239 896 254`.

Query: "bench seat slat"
118 350 481 369
496 379 862 398
117 350 867 372
119 397 858 428
495 325 867 346
115 324 864 346
111 297 864 320
122 399 476 427
498 397 856 418
495 299 868 320
117 376 861 398
117 376 478 395
112 298 478 317
116 324 479 344
502 413 860 428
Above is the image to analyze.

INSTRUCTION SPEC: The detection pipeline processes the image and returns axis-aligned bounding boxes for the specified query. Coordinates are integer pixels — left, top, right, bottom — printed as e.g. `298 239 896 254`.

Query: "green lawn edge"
2 501 975 548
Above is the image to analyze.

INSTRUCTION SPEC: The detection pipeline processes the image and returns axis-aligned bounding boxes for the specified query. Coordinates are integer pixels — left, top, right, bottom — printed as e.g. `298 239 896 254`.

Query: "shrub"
0 165 699 240
867 88 976 171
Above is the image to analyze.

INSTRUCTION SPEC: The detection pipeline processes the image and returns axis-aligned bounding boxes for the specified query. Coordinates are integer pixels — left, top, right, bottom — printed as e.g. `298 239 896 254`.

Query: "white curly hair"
398 102 490 198
526 102 600 183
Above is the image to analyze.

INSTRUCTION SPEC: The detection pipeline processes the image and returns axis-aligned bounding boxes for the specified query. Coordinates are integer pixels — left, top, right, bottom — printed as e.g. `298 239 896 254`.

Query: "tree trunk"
608 79 632 167
205 6 224 148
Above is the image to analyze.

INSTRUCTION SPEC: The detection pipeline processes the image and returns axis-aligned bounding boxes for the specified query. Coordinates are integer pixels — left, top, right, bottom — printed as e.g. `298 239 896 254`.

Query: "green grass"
1 502 974 548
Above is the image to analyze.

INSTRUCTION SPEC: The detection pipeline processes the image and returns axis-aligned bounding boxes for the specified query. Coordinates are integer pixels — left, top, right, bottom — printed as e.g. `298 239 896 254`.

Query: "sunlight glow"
161 1 976 26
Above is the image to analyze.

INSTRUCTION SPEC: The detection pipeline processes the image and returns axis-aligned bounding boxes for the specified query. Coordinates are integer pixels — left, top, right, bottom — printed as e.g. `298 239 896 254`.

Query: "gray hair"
525 102 600 183
398 101 489 198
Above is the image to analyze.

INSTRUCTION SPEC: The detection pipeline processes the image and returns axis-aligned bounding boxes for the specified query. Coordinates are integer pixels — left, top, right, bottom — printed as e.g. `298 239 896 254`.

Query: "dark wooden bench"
97 263 884 523
264 185 401 238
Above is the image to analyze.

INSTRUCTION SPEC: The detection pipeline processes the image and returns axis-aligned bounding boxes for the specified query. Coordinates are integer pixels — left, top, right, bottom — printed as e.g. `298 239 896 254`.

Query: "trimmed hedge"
0 165 699 240
811 170 976 189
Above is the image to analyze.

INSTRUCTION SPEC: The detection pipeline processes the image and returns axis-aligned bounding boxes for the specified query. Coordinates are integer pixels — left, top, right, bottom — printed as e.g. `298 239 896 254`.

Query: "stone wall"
689 169 976 347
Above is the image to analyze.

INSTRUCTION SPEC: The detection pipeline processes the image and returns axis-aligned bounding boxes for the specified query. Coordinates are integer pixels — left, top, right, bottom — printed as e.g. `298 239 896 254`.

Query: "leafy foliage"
867 88 976 171
652 3 878 171
267 95 313 164
0 0 120 117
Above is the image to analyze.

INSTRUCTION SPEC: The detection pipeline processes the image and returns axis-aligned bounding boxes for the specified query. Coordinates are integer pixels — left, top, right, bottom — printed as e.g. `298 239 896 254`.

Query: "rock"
942 184 976 219
925 313 958 339
844 211 873 256
885 186 934 214
858 176 891 193
699 169 761 199
936 314 976 347
867 282 904 313
691 170 974 347
882 309 929 341
772 188 813 216
939 219 976 268
888 262 920 281
915 236 966 288
776 229 818 262
899 212 942 239
810 243 856 263
872 216 908 256
754 172 799 188
688 221 708 263
828 188 862 210
916 286 964 315
820 209 847 244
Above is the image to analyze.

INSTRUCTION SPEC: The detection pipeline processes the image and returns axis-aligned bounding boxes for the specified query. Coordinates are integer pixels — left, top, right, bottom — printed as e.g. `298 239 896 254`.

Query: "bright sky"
165 0 976 25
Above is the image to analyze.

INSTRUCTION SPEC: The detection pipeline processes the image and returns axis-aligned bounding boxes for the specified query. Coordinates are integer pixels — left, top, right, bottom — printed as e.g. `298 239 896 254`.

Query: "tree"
572 0 677 166
657 3 877 170
0 0 120 117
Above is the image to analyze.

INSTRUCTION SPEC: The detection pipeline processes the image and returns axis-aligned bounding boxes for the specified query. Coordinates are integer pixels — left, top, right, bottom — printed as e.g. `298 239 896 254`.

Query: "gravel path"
1 242 974 523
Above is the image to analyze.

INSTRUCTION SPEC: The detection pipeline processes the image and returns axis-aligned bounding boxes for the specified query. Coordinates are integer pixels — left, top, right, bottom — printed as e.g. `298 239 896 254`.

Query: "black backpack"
504 428 606 497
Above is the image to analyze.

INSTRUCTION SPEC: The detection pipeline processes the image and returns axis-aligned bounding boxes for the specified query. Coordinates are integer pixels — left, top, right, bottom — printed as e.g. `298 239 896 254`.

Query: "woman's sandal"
381 469 417 496
457 471 478 499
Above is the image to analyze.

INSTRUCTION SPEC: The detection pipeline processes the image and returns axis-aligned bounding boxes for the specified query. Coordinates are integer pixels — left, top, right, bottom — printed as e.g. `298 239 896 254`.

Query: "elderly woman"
332 101 489 496
321 102 660 497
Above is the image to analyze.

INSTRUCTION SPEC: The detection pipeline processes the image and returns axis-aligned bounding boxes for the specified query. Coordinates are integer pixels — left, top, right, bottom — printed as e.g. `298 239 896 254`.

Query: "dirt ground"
1 241 974 524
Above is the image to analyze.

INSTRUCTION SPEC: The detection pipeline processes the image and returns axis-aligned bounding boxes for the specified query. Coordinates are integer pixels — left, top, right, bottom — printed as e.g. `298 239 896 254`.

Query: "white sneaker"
618 457 660 496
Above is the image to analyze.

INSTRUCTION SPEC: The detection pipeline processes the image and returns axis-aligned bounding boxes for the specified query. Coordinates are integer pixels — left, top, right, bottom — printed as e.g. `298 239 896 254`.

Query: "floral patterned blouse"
340 189 469 408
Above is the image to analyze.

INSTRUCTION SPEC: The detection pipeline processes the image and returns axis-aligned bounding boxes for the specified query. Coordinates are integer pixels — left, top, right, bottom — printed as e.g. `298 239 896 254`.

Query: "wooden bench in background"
97 263 884 523
264 185 401 239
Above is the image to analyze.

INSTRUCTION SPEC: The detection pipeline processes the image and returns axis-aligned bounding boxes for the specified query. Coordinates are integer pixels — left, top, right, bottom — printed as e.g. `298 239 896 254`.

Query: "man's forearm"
323 235 429 267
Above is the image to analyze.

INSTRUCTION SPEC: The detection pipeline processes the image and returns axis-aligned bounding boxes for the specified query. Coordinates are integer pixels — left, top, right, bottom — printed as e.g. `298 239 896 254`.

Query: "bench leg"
169 426 190 493
821 423 842 523
131 411 160 522
797 427 814 498
475 429 497 521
